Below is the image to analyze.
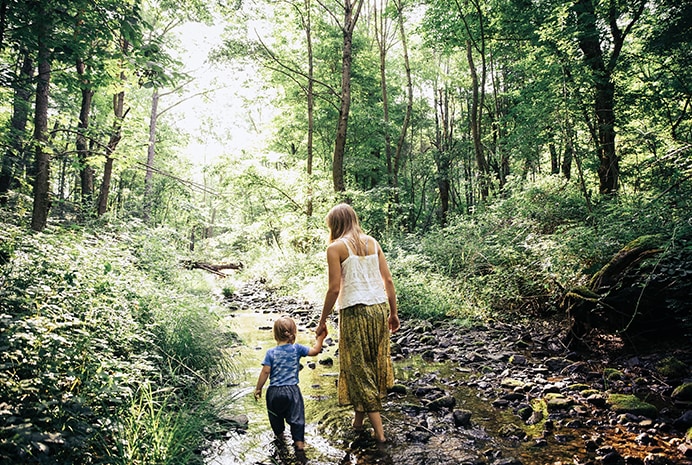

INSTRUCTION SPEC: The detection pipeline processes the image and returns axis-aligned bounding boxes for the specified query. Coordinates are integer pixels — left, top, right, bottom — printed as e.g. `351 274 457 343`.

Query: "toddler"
254 316 325 451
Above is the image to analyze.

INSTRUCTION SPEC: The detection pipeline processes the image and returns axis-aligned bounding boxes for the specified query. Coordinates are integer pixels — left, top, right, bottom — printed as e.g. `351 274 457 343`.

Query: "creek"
202 282 691 465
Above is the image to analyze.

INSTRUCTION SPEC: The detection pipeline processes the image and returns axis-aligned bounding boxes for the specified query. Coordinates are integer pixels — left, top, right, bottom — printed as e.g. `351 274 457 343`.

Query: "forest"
0 0 690 463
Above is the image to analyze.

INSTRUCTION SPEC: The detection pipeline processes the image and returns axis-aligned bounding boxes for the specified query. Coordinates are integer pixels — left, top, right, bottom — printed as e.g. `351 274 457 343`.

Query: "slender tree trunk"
143 87 159 221
0 49 33 198
76 59 95 210
31 35 52 231
467 40 489 201
305 0 315 217
393 0 412 200
332 0 364 193
433 84 452 226
97 82 126 216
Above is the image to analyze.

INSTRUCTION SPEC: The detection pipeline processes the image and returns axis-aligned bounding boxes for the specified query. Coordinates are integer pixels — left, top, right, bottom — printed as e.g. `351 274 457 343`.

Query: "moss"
603 368 623 381
568 383 591 391
608 393 658 418
657 357 687 378
672 383 692 402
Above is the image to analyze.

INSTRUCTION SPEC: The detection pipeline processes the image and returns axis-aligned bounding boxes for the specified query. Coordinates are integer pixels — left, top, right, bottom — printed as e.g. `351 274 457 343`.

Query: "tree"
572 0 647 194
327 0 365 193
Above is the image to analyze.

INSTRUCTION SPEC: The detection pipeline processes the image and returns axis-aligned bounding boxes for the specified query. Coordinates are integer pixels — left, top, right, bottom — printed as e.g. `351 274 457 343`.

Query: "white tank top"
337 236 388 310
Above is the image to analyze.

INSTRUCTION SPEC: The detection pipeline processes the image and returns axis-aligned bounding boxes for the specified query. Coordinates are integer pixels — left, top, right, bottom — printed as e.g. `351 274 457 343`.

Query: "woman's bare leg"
353 411 365 429
367 412 385 442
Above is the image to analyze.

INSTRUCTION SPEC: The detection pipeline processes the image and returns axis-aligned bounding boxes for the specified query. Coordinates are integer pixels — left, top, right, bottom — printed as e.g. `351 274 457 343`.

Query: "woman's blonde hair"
326 203 365 245
273 317 297 343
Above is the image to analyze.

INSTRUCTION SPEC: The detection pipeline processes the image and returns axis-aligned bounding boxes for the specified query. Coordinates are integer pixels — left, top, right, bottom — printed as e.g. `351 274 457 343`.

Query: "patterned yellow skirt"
337 302 394 412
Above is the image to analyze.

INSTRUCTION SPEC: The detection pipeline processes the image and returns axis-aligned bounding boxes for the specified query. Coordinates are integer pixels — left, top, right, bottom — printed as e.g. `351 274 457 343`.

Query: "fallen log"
563 235 666 348
181 260 244 276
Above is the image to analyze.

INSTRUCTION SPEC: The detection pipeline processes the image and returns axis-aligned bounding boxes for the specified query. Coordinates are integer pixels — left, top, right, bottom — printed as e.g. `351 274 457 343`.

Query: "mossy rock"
544 393 574 410
658 357 688 378
581 389 601 397
603 368 623 381
672 383 692 402
501 378 526 389
568 383 591 391
608 393 658 418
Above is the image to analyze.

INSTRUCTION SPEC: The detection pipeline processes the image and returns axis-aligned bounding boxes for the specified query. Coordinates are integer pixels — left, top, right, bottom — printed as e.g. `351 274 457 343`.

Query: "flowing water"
202 300 595 465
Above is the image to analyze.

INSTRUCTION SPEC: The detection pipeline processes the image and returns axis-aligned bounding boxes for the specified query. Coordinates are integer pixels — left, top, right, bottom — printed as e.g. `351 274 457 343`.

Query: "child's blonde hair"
273 317 297 344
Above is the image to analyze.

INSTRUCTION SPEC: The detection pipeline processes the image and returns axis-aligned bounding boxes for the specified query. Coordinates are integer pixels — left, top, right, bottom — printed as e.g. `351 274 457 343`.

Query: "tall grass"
0 220 232 464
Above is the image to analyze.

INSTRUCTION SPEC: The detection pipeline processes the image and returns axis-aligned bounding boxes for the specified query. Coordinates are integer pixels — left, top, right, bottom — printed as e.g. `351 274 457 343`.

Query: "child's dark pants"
265 385 305 442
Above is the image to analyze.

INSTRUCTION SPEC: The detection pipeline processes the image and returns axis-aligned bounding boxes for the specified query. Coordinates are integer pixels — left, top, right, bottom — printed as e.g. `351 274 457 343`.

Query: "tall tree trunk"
305 0 315 217
574 0 645 195
143 87 159 221
374 0 393 188
97 82 126 216
433 83 453 226
393 0 412 200
31 35 52 231
467 39 489 201
332 0 364 193
0 49 33 198
76 59 95 210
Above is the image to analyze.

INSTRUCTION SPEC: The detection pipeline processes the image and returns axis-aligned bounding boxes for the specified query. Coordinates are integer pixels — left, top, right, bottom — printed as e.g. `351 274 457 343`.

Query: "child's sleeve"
297 344 310 357
261 351 273 366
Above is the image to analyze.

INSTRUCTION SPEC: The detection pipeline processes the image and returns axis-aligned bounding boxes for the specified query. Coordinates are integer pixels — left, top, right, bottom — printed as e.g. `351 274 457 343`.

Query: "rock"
673 410 692 429
656 356 687 378
501 378 525 390
526 409 543 425
544 393 574 410
427 395 456 411
544 357 570 372
678 443 692 457
388 384 407 395
509 354 527 365
608 394 658 418
596 446 621 464
217 413 249 431
586 393 608 408
406 429 432 443
452 409 472 427
643 453 670 465
672 383 692 402
318 356 333 366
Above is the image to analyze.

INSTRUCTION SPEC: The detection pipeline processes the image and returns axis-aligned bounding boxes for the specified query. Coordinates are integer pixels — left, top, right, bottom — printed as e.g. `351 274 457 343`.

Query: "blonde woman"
315 203 400 444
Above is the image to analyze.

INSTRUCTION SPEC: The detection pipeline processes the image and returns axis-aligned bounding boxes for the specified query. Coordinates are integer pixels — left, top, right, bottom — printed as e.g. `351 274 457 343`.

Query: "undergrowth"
217 176 691 327
0 220 232 465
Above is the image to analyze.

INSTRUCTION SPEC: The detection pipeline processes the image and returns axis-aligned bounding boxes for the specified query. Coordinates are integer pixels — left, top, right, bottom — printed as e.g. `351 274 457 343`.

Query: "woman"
315 203 400 443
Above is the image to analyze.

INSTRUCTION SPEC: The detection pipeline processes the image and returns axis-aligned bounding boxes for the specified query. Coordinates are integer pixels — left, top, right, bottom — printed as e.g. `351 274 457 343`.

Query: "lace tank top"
337 236 388 310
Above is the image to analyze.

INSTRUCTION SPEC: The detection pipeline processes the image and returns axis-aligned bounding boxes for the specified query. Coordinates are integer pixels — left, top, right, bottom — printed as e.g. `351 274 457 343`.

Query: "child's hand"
254 389 262 401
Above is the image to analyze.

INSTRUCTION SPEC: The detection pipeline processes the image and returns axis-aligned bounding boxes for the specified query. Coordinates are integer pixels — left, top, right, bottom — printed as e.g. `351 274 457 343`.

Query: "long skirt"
338 302 394 412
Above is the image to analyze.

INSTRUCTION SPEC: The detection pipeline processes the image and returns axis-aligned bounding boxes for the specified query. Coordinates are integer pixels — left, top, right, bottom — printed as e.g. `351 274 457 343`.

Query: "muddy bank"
208 281 692 465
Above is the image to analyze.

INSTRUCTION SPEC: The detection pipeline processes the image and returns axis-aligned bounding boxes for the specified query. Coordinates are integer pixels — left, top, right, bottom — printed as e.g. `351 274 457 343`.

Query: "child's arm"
307 332 326 356
254 365 270 401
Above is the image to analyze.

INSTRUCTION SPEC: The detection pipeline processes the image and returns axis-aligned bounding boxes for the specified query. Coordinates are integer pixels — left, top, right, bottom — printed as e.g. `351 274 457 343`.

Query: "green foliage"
0 221 230 464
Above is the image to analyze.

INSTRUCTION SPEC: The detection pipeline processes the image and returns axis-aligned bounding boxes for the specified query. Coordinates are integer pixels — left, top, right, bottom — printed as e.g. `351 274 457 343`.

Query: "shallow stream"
202 298 593 465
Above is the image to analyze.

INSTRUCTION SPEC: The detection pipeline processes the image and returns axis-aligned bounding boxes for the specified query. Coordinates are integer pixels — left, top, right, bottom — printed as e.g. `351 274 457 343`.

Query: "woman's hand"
388 314 400 333
315 322 328 338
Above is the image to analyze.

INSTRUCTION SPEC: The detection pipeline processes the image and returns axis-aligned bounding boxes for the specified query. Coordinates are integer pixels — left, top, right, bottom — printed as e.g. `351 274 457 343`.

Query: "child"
254 316 325 451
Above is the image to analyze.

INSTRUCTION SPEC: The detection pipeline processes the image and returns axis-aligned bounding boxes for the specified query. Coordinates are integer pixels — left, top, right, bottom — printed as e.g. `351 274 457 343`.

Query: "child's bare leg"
367 411 385 442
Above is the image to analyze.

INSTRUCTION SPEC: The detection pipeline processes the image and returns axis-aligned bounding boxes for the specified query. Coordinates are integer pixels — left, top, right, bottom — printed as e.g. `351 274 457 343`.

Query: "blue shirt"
262 343 310 386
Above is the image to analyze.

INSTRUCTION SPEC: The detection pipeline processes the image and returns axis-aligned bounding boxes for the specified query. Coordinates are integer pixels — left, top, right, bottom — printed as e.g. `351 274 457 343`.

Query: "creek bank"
214 281 692 465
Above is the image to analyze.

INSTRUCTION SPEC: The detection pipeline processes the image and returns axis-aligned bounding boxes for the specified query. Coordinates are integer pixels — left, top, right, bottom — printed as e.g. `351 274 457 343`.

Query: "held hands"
315 322 328 339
